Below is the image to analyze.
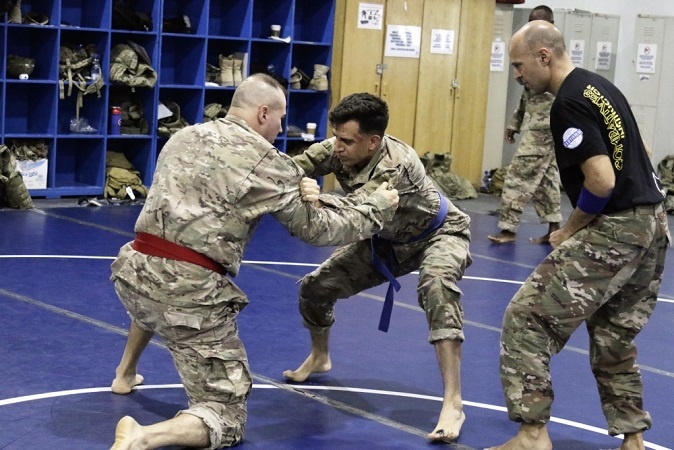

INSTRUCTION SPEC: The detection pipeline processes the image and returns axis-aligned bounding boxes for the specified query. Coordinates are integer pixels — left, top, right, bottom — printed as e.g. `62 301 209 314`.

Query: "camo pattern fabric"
498 129 562 231
657 155 674 214
499 206 670 435
499 90 561 231
0 144 33 209
420 152 478 200
509 89 555 134
113 277 250 448
110 116 397 448
110 43 157 88
293 136 472 342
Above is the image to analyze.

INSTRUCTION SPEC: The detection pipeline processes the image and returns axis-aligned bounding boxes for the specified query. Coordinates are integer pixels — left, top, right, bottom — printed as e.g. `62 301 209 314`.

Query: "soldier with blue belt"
283 93 472 444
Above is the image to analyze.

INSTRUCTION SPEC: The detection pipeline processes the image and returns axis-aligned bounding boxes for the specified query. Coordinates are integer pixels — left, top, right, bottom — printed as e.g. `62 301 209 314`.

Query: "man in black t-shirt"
486 21 670 450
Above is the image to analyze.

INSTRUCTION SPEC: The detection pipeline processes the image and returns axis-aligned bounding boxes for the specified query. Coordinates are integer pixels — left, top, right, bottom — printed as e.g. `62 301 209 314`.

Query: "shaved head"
509 20 574 95
228 73 287 143
512 20 566 58
231 73 286 111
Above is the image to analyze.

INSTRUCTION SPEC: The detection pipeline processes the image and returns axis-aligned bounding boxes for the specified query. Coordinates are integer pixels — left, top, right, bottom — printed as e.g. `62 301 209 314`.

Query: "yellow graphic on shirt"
583 85 624 170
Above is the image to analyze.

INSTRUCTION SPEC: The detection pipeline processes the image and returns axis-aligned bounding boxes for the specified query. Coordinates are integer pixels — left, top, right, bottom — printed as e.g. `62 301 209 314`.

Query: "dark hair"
529 5 554 23
329 93 388 136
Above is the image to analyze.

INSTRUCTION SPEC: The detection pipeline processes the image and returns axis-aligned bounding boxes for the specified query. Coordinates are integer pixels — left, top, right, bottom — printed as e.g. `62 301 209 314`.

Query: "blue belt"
372 192 449 332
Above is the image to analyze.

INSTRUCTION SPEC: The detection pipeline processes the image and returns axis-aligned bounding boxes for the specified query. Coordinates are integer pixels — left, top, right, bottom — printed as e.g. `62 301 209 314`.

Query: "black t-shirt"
550 68 666 213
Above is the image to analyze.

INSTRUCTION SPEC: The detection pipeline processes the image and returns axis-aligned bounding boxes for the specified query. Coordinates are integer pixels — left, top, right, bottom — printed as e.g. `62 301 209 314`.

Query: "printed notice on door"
595 41 612 71
430 29 455 55
636 43 657 74
384 25 421 58
357 3 383 30
490 41 505 71
569 39 585 67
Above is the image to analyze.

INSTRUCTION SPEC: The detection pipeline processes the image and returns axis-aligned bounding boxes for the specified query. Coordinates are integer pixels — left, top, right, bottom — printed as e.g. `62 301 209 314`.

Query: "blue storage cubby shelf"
19 0 60 26
163 0 208 36
61 0 112 29
57 86 107 135
7 26 59 80
110 33 158 66
290 43 331 91
53 137 105 187
1 0 335 198
159 36 206 85
206 38 249 70
250 40 291 80
287 91 330 142
106 138 155 187
252 0 293 40
108 84 156 135
208 0 251 38
204 88 235 109
294 0 335 43
0 29 5 76
5 82 57 134
59 29 108 60
159 86 205 126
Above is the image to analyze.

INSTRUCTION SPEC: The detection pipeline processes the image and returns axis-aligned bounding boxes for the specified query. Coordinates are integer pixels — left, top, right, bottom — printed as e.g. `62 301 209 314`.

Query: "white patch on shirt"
653 172 667 197
562 128 583 149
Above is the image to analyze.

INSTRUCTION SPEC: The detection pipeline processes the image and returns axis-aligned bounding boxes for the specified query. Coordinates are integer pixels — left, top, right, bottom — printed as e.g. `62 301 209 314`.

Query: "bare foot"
619 432 645 450
488 231 516 244
529 233 551 244
283 353 331 382
428 410 465 443
485 423 552 450
111 416 145 450
111 373 144 395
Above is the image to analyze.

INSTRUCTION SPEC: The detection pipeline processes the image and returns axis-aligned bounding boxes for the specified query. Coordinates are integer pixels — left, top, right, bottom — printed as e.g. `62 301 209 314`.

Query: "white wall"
515 0 674 91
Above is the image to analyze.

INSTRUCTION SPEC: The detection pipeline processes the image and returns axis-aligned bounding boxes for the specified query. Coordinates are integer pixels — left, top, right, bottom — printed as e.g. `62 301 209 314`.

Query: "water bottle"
90 53 101 82
482 170 491 192
110 106 122 135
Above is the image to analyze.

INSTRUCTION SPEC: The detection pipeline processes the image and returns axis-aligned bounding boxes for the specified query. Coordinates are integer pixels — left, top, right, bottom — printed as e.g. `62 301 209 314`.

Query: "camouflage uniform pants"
499 204 670 435
299 221 471 343
114 278 252 449
498 130 562 232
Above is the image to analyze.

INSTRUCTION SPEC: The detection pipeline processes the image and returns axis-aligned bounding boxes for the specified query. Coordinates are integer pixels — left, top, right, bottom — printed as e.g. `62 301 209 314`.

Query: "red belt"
132 232 227 275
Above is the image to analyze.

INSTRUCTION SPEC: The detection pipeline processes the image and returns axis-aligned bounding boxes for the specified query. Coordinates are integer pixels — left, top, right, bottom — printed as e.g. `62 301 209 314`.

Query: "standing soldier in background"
109 74 399 450
488 5 562 245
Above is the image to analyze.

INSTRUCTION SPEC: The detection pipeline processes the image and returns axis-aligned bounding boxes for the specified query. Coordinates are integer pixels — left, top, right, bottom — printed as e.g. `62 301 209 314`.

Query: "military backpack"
110 42 157 89
58 43 104 120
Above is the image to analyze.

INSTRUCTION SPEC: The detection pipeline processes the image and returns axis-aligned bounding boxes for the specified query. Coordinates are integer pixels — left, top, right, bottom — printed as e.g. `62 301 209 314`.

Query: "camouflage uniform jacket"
111 116 395 304
509 90 554 132
0 144 34 209
294 135 470 245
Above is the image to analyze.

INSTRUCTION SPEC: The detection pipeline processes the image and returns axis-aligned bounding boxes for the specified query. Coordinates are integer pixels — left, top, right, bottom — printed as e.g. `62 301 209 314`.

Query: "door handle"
452 79 460 98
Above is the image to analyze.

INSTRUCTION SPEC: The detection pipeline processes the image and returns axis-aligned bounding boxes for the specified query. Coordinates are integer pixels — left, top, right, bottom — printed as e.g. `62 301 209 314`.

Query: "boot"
8 0 21 23
206 63 220 85
290 67 301 89
219 54 234 87
308 64 329 91
232 55 243 86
